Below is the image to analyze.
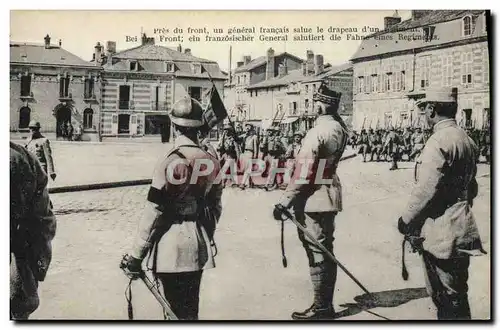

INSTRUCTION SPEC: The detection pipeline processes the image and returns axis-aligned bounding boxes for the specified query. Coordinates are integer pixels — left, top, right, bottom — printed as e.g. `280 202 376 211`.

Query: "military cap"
28 120 41 129
409 87 458 106
170 96 204 128
293 130 305 138
313 82 341 106
245 123 254 128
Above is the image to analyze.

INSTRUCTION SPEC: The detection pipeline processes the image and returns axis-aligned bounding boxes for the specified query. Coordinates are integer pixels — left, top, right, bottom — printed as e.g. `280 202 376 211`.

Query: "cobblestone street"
30 145 491 320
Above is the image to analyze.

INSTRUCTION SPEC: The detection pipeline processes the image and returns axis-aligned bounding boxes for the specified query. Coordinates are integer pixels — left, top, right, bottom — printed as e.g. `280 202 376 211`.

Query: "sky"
10 10 411 72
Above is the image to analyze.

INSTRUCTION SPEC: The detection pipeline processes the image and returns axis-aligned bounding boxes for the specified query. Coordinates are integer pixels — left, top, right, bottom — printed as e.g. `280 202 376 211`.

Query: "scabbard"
140 273 179 320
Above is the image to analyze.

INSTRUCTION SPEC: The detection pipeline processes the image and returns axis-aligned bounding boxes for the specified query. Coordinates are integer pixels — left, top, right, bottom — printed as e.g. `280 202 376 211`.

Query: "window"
371 74 378 93
420 56 431 88
84 77 94 98
83 108 93 129
462 15 477 36
483 48 489 84
18 106 31 129
442 55 453 87
191 63 202 74
20 75 32 97
378 73 384 92
394 72 402 91
119 85 131 109
130 61 137 71
290 101 298 115
305 99 309 109
358 77 364 94
461 52 473 85
401 71 406 91
305 85 309 93
365 76 371 93
237 76 241 85
483 108 490 128
164 62 175 72
463 108 472 127
312 84 316 92
59 77 70 98
385 73 392 91
255 90 258 97
188 86 201 101
384 113 393 128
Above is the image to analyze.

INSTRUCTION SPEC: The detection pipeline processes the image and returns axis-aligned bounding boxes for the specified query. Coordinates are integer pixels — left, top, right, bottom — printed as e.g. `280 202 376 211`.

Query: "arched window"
83 108 94 129
463 16 472 36
19 106 31 129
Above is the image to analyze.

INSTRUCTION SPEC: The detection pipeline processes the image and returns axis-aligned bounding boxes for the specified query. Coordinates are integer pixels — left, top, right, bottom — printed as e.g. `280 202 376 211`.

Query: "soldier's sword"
139 272 179 320
274 204 371 295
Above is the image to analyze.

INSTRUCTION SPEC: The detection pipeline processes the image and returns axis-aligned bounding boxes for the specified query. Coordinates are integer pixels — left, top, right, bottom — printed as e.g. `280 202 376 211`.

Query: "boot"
291 305 335 320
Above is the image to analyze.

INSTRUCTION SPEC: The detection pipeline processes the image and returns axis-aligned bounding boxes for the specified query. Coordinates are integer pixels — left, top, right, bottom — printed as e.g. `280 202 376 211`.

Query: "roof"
301 62 353 83
111 44 215 63
102 44 226 79
234 52 305 73
351 10 486 61
10 42 97 67
246 69 304 90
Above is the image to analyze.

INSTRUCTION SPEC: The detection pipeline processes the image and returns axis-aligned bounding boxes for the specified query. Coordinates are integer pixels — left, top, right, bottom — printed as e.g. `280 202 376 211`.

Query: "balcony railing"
150 101 169 111
59 92 73 101
117 100 135 110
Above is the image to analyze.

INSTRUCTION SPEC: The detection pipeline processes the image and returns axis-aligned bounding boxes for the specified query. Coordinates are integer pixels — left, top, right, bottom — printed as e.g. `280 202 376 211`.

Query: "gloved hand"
397 217 410 235
119 254 142 280
273 204 289 221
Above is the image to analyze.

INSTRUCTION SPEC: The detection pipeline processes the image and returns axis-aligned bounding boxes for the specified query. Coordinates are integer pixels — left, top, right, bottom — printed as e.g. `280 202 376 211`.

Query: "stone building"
224 48 303 122
351 10 490 131
243 49 353 134
96 34 226 139
10 34 102 141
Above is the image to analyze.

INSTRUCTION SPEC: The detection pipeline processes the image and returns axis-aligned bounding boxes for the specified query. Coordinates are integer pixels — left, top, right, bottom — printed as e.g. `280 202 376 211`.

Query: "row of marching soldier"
349 124 491 171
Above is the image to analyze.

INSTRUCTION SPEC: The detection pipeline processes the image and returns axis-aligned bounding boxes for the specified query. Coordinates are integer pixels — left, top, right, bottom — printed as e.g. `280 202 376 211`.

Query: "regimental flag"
200 84 228 135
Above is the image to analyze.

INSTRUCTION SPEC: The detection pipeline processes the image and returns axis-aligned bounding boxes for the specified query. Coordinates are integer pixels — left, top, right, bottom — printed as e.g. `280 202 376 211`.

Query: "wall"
352 40 489 130
10 64 101 140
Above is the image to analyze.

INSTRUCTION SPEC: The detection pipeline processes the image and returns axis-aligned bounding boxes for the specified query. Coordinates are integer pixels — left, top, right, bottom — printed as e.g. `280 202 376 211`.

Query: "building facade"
10 35 102 141
224 48 303 122
97 35 226 139
351 10 490 131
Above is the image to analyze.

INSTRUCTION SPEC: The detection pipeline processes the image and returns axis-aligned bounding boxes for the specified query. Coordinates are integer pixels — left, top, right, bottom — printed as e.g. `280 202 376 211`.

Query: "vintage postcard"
9 9 491 321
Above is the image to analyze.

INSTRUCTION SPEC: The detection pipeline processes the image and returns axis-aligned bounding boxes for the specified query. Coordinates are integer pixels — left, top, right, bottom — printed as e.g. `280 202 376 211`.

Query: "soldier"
10 142 57 320
25 121 57 181
273 83 348 320
285 131 304 160
409 127 425 161
239 123 258 189
369 129 383 162
358 129 370 162
480 127 491 164
121 96 223 320
265 127 287 191
402 127 413 161
398 88 485 320
384 127 400 170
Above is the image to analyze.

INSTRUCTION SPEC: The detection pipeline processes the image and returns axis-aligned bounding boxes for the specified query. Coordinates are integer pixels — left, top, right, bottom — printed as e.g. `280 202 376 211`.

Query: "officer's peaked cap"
409 87 458 106
170 96 204 128
313 82 342 107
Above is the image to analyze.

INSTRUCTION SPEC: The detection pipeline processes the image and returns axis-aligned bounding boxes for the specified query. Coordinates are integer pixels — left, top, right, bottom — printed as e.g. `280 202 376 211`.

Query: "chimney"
237 61 244 68
94 42 103 64
411 10 433 21
301 62 307 76
306 50 314 75
384 10 402 30
243 55 251 65
314 55 324 75
278 60 288 78
58 39 62 47
106 41 116 55
177 44 182 53
44 34 51 49
266 48 275 80
184 48 192 56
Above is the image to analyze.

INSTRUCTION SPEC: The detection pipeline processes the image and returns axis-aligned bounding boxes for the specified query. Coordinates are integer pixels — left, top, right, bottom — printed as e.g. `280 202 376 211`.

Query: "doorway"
56 106 71 138
118 114 130 133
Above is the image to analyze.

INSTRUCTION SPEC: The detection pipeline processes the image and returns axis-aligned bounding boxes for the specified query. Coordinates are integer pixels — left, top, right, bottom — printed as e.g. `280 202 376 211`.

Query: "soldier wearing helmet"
121 96 223 320
25 121 56 181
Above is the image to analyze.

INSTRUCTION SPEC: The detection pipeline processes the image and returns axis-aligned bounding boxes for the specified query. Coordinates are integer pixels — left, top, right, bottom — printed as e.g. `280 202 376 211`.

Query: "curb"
49 179 151 194
48 153 359 194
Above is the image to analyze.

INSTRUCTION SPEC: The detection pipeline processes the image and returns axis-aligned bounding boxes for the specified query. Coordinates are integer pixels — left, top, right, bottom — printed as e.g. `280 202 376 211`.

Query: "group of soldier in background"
216 121 304 190
348 125 491 170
